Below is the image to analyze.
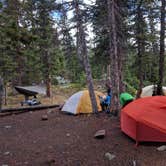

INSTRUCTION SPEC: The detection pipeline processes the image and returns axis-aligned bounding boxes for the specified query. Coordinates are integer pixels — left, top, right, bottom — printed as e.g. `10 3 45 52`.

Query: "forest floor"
0 84 166 166
0 109 166 166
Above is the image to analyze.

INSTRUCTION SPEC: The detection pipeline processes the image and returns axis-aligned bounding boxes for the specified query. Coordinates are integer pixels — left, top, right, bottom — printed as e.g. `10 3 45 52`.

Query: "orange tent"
121 96 166 145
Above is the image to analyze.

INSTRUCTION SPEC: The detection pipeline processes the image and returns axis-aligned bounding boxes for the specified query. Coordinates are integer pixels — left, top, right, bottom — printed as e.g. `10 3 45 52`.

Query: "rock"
4 151 10 155
157 145 166 151
4 125 12 129
48 146 53 149
41 115 48 121
105 153 116 161
2 164 8 166
66 133 70 137
94 129 106 139
24 161 29 165
35 151 40 154
33 141 37 144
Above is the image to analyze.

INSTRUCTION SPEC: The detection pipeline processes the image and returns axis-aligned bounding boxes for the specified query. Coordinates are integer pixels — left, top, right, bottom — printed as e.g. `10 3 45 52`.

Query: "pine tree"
35 0 62 97
92 0 109 79
73 0 98 113
107 0 126 113
59 1 79 81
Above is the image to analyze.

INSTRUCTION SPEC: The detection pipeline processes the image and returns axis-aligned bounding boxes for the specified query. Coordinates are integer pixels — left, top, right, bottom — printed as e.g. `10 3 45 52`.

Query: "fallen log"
0 104 60 117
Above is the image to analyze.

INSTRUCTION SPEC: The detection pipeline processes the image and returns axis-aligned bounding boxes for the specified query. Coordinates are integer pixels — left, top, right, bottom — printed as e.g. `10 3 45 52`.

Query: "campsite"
0 0 166 166
0 85 166 166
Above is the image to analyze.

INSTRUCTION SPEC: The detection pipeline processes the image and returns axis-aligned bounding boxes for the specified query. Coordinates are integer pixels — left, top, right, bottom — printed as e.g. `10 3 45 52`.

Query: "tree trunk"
107 64 111 80
135 2 144 99
157 0 165 95
107 0 121 113
44 51 51 98
0 77 4 111
148 7 158 84
46 73 51 97
83 54 98 114
74 0 98 113
4 84 7 105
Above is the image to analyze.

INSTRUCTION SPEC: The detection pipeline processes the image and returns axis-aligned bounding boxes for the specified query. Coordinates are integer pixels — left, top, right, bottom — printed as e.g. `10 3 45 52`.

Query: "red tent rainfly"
121 96 166 145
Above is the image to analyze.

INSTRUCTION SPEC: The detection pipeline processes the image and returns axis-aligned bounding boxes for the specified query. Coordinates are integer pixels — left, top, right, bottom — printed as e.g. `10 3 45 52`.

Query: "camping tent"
140 85 166 97
62 90 104 115
121 96 166 145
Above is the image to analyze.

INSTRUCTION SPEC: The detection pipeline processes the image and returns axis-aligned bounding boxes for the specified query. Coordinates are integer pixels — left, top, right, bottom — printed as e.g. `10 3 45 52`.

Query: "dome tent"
121 96 166 145
140 85 166 97
62 90 104 115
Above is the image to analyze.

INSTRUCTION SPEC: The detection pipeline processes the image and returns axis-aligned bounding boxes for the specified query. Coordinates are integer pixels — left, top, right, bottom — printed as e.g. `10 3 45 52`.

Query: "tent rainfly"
121 96 166 145
62 90 104 115
140 85 166 97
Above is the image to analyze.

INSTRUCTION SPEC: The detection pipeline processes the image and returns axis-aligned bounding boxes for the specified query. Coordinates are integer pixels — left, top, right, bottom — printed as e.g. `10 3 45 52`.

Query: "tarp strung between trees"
15 86 46 96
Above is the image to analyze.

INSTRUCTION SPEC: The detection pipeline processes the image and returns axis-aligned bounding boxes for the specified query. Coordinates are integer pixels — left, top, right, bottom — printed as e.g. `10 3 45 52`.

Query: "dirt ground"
0 109 166 166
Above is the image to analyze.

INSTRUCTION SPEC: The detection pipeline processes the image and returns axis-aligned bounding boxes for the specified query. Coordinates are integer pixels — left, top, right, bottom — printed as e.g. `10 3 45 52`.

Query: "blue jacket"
104 93 112 105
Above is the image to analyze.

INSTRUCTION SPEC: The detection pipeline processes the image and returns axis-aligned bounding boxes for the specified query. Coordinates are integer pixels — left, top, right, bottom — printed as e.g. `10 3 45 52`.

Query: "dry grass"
2 84 85 109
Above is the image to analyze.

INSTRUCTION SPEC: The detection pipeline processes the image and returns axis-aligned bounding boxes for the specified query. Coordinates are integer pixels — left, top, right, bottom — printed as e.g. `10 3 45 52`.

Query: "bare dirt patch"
0 110 165 166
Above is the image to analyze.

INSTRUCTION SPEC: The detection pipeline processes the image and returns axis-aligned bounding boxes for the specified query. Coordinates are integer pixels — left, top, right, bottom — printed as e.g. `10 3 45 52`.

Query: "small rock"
41 115 48 121
4 151 10 155
4 125 12 129
66 133 70 137
105 152 116 161
157 145 166 151
48 146 53 149
94 129 106 139
35 151 40 154
2 164 8 166
24 161 29 165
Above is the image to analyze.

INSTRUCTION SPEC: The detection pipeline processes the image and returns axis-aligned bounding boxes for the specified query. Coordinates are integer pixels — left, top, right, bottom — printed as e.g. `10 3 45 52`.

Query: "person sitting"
99 89 112 113
119 92 134 108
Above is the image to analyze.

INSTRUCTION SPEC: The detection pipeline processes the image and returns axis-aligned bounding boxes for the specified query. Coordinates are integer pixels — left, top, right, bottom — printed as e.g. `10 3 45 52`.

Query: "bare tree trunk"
16 47 24 85
4 84 7 105
148 6 158 84
46 73 51 97
117 1 126 93
135 1 144 98
157 0 165 95
107 64 111 80
107 0 121 113
74 0 98 113
118 47 125 93
0 76 4 111
44 51 51 98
